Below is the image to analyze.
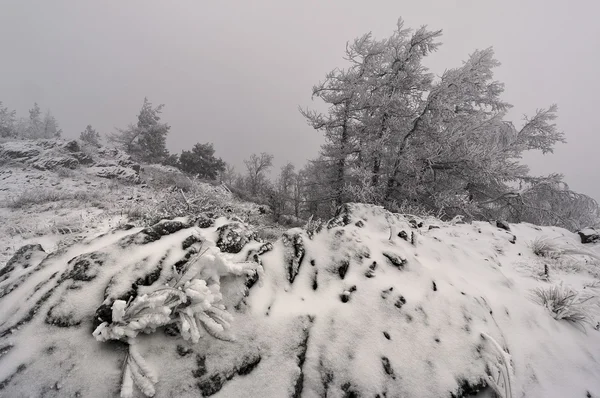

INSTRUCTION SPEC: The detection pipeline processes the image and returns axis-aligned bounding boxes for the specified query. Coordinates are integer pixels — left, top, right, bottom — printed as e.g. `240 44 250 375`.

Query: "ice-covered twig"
93 246 262 397
480 332 513 398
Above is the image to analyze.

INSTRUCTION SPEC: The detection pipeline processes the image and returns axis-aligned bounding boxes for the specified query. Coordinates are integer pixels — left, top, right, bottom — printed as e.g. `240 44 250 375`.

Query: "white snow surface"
0 203 599 397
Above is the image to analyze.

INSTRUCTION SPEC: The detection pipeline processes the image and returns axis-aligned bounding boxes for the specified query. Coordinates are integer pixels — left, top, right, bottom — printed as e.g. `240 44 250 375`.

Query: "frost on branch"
92 246 262 397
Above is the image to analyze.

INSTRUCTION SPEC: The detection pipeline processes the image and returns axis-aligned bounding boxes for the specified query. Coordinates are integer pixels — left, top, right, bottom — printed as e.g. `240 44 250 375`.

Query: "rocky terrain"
0 140 599 398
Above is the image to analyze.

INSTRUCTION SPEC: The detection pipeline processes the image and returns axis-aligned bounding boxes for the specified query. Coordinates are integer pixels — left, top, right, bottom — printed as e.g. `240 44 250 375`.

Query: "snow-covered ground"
0 140 599 397
0 201 599 397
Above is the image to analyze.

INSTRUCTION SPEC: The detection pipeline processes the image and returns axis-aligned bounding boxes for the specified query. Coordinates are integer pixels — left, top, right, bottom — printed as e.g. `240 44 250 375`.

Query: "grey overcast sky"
1 1 599 200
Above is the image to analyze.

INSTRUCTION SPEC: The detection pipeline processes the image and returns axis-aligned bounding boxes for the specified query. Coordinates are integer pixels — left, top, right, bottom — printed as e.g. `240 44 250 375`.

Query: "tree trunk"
335 101 351 207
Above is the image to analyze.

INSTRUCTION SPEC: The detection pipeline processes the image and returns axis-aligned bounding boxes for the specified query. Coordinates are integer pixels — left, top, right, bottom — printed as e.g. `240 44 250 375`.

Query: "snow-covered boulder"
0 141 42 161
578 227 600 244
0 204 599 397
0 139 142 183
88 165 143 184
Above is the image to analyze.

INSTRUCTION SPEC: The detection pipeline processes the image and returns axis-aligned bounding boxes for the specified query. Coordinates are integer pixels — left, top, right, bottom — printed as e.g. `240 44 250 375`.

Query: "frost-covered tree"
243 152 273 196
219 163 238 186
41 111 62 138
267 163 297 220
301 20 441 206
179 142 226 180
109 98 170 163
80 124 101 146
13 103 62 139
301 18 590 227
0 101 16 138
27 103 42 137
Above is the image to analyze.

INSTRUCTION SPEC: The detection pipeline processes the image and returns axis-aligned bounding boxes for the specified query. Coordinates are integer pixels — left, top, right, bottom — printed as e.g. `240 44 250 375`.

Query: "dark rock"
340 286 356 303
182 235 202 250
197 374 224 396
121 220 189 246
45 310 80 328
282 231 305 284
428 225 440 230
257 242 273 255
134 264 163 287
62 252 107 282
383 331 390 340
496 220 511 231
432 281 437 291
338 260 350 279
0 363 27 391
381 287 394 300
92 166 142 184
63 140 80 152
0 143 40 160
164 324 179 336
341 382 360 398
398 230 408 241
382 252 406 268
355 220 364 228
365 261 377 278
509 235 516 244
176 345 193 357
1 285 58 338
578 228 600 244
450 378 488 398
93 304 113 329
237 354 261 375
72 152 94 165
118 224 135 231
381 357 395 379
292 324 311 398
2 244 46 279
340 292 351 303
195 352 262 396
192 355 207 377
394 296 406 309
216 223 257 254
195 214 214 229
327 204 353 229
31 156 79 170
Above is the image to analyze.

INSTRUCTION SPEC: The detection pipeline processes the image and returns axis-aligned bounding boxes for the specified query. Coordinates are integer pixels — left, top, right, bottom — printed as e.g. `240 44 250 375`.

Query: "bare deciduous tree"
244 152 274 196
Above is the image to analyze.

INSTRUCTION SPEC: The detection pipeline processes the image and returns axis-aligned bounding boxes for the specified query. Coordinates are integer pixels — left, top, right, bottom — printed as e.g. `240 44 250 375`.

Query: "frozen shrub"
93 247 263 397
531 284 596 326
5 188 100 209
530 237 562 259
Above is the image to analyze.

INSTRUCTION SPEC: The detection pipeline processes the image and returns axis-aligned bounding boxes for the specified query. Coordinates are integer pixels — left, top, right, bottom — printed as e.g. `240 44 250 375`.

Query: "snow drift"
0 203 599 397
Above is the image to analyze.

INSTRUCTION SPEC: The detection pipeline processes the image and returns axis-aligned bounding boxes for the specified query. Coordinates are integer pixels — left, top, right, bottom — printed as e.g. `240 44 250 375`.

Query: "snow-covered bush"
529 237 600 265
93 247 263 397
4 188 100 209
304 215 325 238
125 179 238 226
532 284 597 326
530 237 562 259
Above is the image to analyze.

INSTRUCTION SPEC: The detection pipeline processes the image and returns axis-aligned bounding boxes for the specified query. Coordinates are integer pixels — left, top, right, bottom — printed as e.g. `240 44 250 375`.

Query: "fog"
1 0 598 199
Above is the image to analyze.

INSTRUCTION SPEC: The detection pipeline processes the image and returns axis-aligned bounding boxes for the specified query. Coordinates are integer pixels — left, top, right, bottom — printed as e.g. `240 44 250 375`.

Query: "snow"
247 204 600 397
0 158 599 398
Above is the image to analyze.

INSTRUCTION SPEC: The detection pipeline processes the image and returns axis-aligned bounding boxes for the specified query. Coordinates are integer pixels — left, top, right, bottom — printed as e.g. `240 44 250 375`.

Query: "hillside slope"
0 200 599 397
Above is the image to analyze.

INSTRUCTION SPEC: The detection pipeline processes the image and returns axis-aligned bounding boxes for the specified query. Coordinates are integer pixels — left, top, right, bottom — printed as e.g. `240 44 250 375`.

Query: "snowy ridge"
0 204 599 397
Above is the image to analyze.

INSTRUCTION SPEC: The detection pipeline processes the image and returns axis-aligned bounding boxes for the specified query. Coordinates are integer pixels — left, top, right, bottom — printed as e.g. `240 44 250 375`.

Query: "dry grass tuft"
4 188 100 209
532 284 597 326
